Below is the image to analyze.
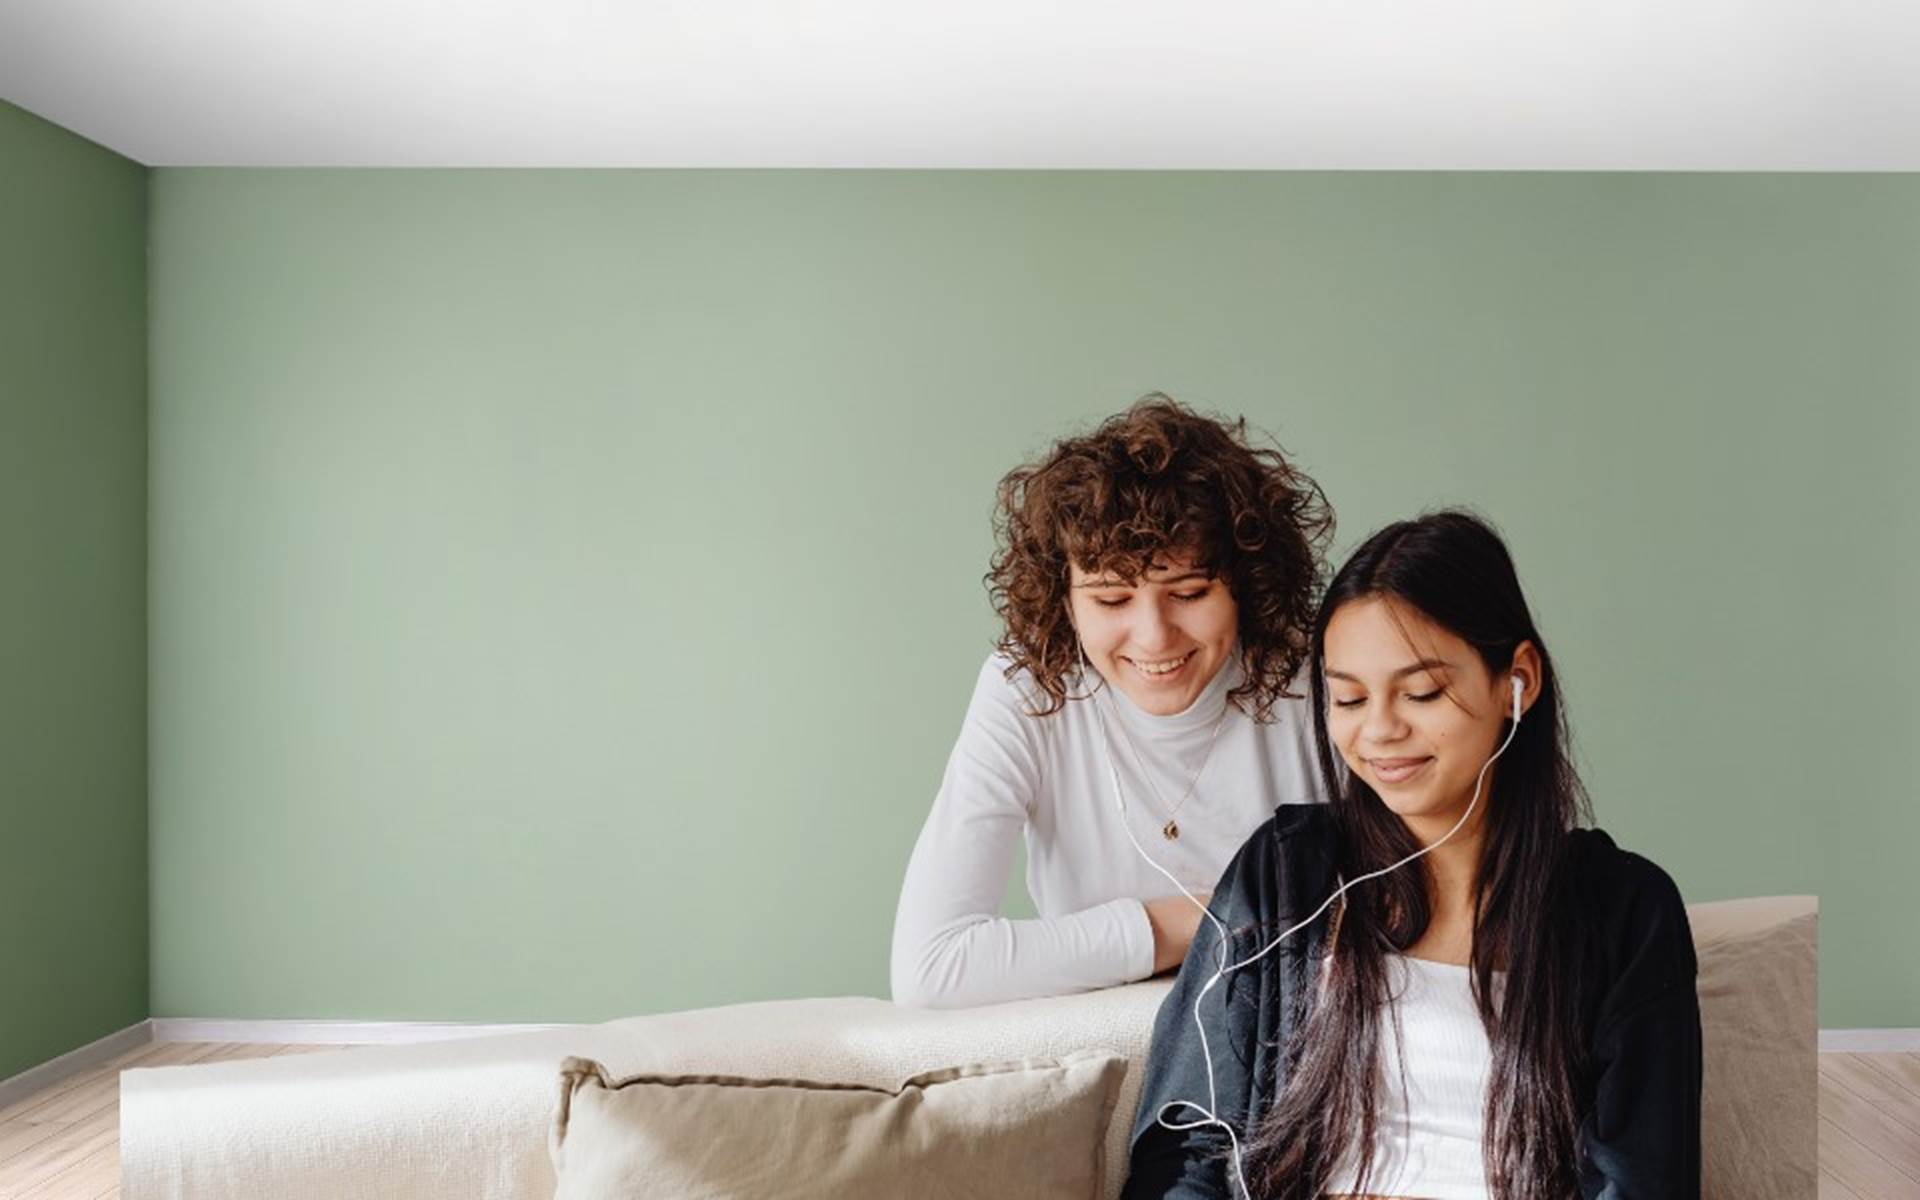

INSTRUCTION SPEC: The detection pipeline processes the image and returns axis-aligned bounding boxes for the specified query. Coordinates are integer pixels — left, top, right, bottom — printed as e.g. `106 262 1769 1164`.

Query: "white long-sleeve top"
890 650 1324 1009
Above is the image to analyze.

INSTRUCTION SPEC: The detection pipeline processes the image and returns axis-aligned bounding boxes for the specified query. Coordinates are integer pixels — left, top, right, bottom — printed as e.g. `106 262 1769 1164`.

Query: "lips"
1367 756 1433 784
1122 650 1195 681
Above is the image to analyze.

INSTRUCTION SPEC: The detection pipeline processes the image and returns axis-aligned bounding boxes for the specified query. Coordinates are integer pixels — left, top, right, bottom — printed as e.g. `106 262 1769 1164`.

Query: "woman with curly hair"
890 395 1335 1009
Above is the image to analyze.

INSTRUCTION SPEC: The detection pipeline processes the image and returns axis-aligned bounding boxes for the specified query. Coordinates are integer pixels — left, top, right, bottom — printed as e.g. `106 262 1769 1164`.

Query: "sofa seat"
121 894 1814 1199
122 983 1172 1199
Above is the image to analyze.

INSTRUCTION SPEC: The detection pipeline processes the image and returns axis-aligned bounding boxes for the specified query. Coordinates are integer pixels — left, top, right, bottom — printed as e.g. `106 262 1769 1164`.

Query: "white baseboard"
1820 1028 1920 1052
148 1018 583 1045
0 1020 153 1110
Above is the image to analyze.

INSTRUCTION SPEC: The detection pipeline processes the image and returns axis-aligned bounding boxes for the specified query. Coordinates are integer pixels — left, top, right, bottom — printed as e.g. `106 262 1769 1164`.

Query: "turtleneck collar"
1086 644 1245 735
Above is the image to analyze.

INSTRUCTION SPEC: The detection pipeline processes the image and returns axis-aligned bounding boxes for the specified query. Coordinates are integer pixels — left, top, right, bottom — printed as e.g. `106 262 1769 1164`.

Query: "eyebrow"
1072 571 1214 589
1323 658 1455 682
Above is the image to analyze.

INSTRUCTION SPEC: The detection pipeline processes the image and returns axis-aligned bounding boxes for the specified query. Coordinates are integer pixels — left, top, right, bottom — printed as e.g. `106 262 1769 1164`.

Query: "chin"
1371 792 1428 818
1125 689 1195 716
1368 788 1454 821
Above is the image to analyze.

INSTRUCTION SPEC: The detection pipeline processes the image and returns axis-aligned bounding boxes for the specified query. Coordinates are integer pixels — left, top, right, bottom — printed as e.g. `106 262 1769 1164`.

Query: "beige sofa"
120 895 1814 1199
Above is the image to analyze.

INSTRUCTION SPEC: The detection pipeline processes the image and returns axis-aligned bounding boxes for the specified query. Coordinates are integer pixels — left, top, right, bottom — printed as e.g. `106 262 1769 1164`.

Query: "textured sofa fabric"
1691 899 1819 1200
120 896 1816 1200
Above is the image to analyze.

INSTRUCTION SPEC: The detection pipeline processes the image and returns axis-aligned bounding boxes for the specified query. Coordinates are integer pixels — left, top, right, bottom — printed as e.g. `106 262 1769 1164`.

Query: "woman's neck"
1399 816 1485 965
1402 798 1488 917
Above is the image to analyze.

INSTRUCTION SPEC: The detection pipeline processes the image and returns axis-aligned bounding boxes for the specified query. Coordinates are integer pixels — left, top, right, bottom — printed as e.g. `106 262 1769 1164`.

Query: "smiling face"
1323 595 1536 835
1067 551 1240 716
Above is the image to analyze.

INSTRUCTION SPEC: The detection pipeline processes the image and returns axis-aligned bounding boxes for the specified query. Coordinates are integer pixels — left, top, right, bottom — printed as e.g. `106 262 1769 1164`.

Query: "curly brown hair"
986 394 1334 721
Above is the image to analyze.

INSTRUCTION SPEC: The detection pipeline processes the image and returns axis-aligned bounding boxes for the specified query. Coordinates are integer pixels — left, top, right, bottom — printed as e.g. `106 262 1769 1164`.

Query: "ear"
1508 641 1543 718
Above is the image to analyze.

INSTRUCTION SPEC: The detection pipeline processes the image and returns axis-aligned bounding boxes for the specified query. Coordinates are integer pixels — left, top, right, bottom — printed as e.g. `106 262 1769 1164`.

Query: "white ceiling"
3 0 1918 169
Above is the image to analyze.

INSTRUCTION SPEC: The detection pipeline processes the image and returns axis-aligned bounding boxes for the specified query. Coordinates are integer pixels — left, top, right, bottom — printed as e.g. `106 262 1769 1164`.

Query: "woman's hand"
1144 892 1213 975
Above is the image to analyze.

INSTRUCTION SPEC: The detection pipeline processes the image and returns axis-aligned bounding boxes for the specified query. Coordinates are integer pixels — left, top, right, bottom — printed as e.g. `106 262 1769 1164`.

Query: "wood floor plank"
1819 1113 1920 1200
0 1119 116 1195
1817 1164 1865 1199
0 1050 239 1194
0 1041 161 1126
191 1043 288 1064
0 1037 162 1114
0 1043 231 1176
102 1041 225 1073
1818 1072 1920 1190
15 1068 119 1127
13 1135 117 1199
0 1067 110 1126
1820 1052 1920 1128
1823 1054 1920 1143
1855 1050 1920 1102
100 1040 177 1071
62 1099 122 1141
0 1118 66 1170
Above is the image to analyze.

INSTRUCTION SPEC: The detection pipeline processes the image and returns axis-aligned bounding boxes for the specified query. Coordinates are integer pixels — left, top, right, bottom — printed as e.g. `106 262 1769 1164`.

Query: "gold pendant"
1162 820 1180 841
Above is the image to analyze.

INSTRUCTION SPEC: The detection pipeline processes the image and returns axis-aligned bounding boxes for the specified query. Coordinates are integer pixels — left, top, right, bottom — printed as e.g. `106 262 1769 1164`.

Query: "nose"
1129 598 1181 653
1358 697 1408 745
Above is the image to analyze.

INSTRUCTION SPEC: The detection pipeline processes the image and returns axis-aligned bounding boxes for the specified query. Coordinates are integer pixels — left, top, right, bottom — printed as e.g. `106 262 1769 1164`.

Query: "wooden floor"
1819 1052 1920 1198
0 1041 352 1199
0 1044 1914 1197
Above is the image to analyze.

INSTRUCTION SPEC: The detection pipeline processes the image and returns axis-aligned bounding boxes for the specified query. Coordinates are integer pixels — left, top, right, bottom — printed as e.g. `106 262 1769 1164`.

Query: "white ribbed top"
1323 955 1497 1199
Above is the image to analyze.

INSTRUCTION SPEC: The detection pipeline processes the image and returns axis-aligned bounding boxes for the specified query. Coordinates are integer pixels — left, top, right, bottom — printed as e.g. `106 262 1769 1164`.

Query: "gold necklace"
1102 689 1230 840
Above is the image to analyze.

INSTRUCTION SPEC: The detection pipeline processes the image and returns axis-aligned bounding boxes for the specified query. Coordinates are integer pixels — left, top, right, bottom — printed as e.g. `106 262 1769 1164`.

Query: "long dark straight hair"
1244 510 1595 1200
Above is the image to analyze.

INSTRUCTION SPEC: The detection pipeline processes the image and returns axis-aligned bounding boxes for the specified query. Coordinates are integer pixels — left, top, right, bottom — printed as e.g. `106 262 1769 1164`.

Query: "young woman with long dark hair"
1122 511 1701 1199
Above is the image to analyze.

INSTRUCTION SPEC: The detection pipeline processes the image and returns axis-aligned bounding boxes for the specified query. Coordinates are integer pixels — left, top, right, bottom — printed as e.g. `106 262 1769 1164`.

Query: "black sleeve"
1578 861 1703 1199
1120 834 1275 1200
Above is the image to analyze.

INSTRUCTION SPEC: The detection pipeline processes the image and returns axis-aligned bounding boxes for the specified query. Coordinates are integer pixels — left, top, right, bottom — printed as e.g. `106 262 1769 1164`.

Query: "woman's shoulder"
1189 804 1342 946
1220 802 1332 857
1562 828 1686 909
979 647 1039 683
1232 801 1333 875
972 649 1055 718
1270 801 1335 841
1560 827 1696 985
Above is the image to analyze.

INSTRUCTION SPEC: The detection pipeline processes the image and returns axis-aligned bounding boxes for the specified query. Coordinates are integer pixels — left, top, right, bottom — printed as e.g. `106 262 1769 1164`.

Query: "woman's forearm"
1143 892 1213 975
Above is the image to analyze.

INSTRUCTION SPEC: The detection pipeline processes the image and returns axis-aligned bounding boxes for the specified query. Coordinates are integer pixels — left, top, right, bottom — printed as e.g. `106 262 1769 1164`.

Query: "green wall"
0 102 148 1079
148 171 1916 1029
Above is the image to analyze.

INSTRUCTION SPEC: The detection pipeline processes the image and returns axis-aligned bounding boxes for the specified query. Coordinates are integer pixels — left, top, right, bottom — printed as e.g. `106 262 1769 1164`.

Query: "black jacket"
1121 804 1702 1200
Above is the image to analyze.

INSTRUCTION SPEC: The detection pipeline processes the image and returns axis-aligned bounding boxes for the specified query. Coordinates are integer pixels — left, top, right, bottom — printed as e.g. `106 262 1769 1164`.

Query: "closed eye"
1333 688 1443 708
1091 588 1210 608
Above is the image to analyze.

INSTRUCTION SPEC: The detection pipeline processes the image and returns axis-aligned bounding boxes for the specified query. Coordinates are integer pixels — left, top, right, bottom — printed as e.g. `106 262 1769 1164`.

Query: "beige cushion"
549 1051 1128 1199
1695 900 1817 1200
1687 894 1816 944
